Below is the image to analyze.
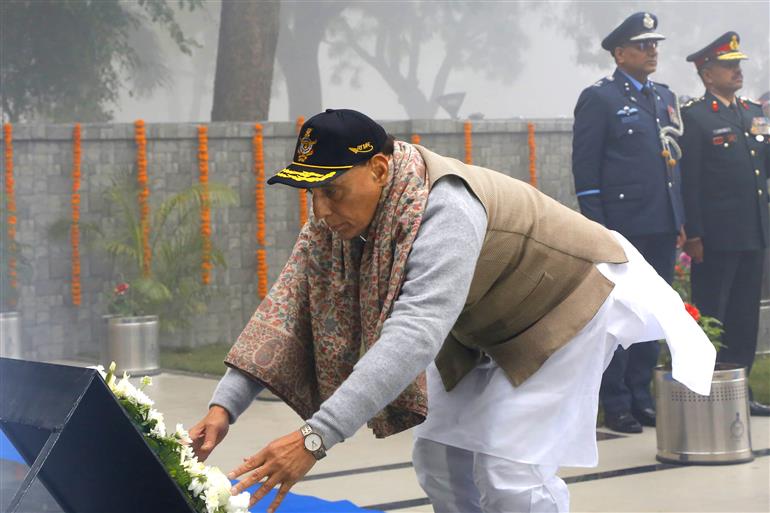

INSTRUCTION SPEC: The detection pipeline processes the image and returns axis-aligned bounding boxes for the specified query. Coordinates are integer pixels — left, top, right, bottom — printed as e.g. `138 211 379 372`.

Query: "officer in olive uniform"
680 32 770 416
572 12 685 433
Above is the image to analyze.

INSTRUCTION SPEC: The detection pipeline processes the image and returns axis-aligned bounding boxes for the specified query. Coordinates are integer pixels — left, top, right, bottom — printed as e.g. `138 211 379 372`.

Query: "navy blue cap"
686 32 748 69
601 12 665 52
267 109 388 188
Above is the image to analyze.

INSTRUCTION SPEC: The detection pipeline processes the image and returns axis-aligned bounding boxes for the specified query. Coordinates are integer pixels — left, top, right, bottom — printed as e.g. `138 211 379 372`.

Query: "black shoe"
632 407 656 427
749 400 770 416
605 412 643 433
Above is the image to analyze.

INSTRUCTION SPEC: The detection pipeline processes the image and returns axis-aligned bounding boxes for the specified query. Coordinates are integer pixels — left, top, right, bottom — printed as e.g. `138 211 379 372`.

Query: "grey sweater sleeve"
209 367 264 423
308 176 487 449
209 176 487 444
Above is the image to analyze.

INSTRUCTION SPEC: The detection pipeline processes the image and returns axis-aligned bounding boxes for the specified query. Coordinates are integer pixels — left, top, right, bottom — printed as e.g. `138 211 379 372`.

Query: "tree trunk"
189 24 218 121
211 0 279 121
276 3 344 120
277 24 323 120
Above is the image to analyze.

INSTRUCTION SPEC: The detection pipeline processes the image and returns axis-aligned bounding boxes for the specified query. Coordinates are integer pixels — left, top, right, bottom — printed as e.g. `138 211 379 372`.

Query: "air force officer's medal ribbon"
668 104 681 128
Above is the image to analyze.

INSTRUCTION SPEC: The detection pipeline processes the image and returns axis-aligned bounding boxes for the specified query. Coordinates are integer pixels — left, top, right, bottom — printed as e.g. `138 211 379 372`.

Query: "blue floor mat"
240 485 378 513
0 431 23 464
0 430 379 512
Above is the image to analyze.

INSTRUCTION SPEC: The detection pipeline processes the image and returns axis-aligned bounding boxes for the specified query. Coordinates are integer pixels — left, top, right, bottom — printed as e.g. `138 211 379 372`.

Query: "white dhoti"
413 232 716 512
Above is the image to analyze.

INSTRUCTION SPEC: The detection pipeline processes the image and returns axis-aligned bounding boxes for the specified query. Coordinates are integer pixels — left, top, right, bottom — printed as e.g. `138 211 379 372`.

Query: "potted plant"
0 193 30 359
654 251 753 465
51 174 236 373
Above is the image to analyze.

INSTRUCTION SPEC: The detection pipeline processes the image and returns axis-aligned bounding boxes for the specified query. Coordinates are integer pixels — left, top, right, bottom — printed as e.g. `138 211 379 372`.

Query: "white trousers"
413 438 569 513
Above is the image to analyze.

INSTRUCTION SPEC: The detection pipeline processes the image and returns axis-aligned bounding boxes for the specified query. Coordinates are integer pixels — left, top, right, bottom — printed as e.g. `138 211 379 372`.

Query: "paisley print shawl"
225 141 430 437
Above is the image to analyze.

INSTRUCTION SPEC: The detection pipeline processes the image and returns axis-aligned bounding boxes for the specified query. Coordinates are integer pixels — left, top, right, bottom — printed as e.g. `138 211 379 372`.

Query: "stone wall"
3 119 767 361
1 119 575 360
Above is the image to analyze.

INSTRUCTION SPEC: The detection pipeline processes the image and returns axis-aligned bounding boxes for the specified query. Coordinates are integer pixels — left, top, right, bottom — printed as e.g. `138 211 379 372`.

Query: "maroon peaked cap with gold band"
267 109 388 188
686 31 749 69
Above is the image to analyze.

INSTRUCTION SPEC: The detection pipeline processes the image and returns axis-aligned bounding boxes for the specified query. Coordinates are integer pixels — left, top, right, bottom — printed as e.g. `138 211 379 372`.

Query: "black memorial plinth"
0 358 196 513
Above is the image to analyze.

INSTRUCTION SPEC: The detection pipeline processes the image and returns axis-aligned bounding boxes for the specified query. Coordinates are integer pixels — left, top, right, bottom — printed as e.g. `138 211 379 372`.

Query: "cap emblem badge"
348 141 373 154
643 13 654 29
296 128 317 163
729 35 739 51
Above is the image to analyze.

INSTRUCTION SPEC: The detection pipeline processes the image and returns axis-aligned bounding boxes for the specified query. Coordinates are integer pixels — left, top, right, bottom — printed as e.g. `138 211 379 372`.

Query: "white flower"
201 467 233 513
186 459 206 477
140 375 152 389
105 361 117 387
175 423 193 445
88 364 106 378
112 375 155 407
131 387 154 407
147 409 166 437
189 477 206 497
111 377 130 398
203 487 221 513
227 492 251 513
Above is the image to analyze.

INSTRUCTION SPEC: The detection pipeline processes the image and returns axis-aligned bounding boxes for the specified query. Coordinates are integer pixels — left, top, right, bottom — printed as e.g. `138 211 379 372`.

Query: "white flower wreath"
91 363 251 513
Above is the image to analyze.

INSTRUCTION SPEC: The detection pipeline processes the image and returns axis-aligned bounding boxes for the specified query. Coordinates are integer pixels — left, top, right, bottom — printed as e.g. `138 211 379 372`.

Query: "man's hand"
683 237 704 264
676 226 687 249
189 405 230 461
228 430 316 513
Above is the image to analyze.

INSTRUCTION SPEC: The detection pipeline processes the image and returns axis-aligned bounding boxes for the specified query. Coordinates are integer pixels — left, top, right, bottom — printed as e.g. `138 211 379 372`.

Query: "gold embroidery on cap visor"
274 168 344 183
716 35 748 61
716 51 749 61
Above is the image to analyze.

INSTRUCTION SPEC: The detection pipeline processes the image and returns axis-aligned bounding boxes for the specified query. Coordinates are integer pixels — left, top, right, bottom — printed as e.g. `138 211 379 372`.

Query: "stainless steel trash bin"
102 315 160 375
655 364 753 464
0 311 22 359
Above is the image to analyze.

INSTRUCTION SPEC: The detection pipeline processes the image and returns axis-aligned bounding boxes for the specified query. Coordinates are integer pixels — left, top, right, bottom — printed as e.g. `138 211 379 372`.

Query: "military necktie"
641 84 655 111
730 101 743 127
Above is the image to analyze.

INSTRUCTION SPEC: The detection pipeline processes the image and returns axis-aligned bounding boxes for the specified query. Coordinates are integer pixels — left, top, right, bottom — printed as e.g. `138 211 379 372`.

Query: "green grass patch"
750 354 770 404
160 343 231 376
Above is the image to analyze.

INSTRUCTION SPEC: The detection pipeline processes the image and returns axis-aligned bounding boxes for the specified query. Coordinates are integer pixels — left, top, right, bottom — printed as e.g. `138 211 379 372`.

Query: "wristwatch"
300 423 326 460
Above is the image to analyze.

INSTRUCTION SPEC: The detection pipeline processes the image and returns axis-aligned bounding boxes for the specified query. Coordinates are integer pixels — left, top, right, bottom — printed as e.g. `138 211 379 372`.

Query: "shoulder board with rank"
740 96 761 107
591 75 615 88
682 96 704 109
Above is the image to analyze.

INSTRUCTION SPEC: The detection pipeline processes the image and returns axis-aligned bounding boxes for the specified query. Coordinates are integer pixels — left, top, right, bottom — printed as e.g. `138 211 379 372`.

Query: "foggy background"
3 1 769 123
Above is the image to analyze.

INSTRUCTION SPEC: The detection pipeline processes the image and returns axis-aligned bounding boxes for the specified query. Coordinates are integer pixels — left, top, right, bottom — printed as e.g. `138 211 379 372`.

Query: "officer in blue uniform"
572 12 685 433
680 32 770 416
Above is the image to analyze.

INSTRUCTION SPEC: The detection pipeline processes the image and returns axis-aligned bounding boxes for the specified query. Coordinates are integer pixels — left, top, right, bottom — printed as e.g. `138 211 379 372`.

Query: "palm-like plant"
1 193 30 313
51 174 237 333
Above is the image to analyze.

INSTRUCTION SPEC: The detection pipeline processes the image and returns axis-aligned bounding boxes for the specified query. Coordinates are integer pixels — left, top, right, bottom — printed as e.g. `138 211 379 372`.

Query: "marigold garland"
411 134 421 145
197 125 212 285
71 124 82 306
295 116 308 228
253 124 268 299
3 123 17 299
134 120 151 277
527 122 538 188
463 121 473 165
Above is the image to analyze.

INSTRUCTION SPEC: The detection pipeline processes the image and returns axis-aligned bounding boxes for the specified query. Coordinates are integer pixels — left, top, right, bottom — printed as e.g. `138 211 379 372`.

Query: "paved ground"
141 369 770 512
16 362 770 512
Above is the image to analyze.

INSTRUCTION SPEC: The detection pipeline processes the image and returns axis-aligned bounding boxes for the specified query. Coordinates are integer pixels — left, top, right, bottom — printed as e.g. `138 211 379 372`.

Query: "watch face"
304 433 322 452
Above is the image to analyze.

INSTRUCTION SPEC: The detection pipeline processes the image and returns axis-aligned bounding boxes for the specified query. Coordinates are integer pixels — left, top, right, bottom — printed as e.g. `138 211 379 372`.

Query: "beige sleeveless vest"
415 145 628 391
